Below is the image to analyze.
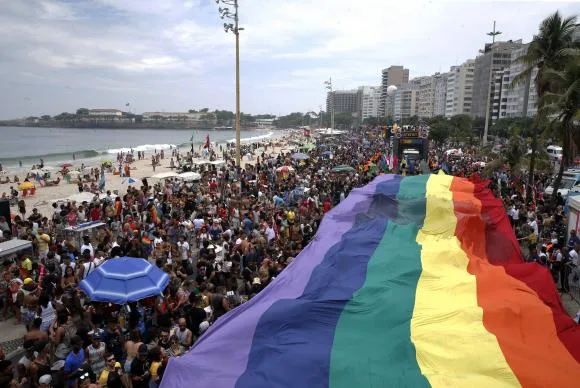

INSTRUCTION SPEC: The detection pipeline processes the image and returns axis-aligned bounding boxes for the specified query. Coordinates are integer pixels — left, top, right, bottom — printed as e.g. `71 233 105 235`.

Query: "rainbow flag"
141 236 152 247
161 174 580 388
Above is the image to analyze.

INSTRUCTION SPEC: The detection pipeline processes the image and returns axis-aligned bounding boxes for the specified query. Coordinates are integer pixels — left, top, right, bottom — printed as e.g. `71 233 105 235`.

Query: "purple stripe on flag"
160 175 395 388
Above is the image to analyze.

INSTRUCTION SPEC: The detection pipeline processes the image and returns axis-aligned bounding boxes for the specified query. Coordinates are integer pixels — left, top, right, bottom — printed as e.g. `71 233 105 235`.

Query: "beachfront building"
415 76 435 119
392 83 418 122
471 39 524 119
433 72 449 117
88 109 123 121
491 44 538 122
444 59 475 117
359 86 381 121
379 65 409 117
326 88 363 125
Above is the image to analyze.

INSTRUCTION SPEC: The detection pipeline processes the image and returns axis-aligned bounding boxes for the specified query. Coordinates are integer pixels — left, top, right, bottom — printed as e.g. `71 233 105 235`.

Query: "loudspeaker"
0 199 11 236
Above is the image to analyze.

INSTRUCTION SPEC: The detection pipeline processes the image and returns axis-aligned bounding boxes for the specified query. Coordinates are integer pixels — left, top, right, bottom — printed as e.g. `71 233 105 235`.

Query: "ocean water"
0 126 278 171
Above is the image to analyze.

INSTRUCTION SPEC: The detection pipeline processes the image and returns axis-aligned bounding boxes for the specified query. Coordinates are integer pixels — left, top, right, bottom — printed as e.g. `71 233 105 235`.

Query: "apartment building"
392 83 418 122
491 44 538 121
326 89 363 123
360 86 381 120
379 65 409 116
445 59 475 117
471 40 524 118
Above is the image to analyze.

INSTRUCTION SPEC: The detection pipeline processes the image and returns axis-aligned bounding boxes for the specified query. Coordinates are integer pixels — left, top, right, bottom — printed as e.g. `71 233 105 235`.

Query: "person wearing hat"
18 277 39 330
86 332 106 379
130 344 151 388
38 374 52 388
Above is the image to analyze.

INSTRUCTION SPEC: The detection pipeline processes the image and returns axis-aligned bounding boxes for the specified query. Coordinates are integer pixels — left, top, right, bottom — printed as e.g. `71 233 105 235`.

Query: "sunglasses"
107 357 115 362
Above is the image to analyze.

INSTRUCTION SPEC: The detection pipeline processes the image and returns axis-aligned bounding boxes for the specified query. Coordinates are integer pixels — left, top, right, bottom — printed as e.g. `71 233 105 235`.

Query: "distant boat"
213 126 233 131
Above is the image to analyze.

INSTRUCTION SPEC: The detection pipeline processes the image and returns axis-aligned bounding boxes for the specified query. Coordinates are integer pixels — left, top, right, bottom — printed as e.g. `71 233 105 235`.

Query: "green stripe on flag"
329 175 431 388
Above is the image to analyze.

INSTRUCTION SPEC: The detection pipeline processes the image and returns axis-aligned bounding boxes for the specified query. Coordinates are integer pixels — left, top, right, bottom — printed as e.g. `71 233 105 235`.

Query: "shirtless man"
18 278 39 330
24 318 49 343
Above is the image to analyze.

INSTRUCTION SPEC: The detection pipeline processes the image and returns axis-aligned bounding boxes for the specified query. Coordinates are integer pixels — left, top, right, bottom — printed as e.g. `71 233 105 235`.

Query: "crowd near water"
0 126 577 388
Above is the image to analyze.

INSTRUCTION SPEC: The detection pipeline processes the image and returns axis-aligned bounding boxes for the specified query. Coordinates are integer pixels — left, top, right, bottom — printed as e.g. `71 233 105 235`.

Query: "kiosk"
0 239 33 261
64 221 106 249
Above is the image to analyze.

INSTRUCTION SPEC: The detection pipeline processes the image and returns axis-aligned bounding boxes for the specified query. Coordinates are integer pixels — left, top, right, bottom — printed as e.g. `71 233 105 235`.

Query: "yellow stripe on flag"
411 174 520 387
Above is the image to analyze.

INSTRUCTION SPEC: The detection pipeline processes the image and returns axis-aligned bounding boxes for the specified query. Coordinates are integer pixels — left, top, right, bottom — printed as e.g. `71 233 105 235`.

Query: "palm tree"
511 11 578 203
540 58 580 198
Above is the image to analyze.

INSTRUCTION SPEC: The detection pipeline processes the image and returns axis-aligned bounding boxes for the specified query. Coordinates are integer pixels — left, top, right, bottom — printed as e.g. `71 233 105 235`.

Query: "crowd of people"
0 127 577 387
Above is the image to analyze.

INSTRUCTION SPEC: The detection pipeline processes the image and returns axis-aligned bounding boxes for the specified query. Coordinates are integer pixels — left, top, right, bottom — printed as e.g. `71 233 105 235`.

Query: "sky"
0 0 578 119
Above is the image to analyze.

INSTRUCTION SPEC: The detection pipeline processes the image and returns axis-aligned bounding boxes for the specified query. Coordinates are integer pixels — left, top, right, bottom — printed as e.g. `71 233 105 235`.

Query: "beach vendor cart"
0 238 33 262
64 221 106 250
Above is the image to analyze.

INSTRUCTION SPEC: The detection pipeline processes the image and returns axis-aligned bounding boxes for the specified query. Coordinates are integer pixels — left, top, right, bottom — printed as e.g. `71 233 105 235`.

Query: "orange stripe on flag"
450 177 580 387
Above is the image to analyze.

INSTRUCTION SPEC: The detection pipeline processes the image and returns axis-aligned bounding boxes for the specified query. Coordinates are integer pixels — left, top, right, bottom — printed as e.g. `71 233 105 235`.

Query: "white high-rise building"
445 59 475 117
393 83 418 121
433 72 449 116
359 86 382 120
415 76 435 119
492 44 538 121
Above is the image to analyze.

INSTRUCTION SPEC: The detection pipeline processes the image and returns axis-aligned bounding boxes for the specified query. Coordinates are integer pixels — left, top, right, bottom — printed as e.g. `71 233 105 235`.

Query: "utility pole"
482 21 502 146
217 0 243 166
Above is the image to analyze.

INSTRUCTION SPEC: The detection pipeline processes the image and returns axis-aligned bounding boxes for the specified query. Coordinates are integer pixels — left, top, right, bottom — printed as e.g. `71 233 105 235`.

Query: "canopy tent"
292 153 309 160
161 174 580 388
56 192 106 203
151 171 179 179
79 257 170 304
178 172 202 181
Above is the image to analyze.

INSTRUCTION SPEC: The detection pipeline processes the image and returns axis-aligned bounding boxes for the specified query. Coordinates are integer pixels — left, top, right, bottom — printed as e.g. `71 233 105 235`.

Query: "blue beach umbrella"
122 177 137 184
79 257 169 304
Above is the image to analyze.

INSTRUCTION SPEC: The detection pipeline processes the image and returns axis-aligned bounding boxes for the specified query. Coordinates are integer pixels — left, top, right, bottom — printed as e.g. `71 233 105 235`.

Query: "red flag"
204 134 210 149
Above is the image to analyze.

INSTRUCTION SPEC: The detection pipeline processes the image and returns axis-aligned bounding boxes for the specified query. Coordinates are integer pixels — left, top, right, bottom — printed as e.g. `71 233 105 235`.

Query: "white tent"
178 172 202 181
151 171 179 179
56 192 106 203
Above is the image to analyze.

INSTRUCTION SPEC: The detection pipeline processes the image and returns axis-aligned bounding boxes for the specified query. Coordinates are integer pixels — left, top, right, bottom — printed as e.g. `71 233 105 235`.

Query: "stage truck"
391 124 429 170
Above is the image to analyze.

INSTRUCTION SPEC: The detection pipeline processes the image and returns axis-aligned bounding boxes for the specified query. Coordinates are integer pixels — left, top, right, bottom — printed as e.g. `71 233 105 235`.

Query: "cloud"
0 0 578 118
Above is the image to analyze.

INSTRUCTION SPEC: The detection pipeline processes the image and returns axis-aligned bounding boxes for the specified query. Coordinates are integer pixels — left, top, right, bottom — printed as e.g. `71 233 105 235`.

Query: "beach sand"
0 137 298 220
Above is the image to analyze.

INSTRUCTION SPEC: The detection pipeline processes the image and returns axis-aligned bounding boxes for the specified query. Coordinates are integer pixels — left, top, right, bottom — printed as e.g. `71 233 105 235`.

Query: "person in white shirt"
527 217 539 236
80 235 94 258
265 223 276 243
177 237 190 261
569 245 579 266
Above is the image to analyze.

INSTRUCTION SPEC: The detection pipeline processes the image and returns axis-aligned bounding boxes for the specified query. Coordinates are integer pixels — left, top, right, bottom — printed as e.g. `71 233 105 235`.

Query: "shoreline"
0 129 282 172
0 133 299 219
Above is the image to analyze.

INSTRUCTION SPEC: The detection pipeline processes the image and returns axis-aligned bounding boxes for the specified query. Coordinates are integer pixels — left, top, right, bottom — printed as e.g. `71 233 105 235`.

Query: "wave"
0 149 101 163
227 131 274 144
106 143 177 154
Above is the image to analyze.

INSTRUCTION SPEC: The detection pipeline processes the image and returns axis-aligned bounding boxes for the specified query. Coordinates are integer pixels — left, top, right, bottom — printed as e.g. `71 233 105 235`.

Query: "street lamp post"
482 20 502 146
324 78 334 130
216 0 243 166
